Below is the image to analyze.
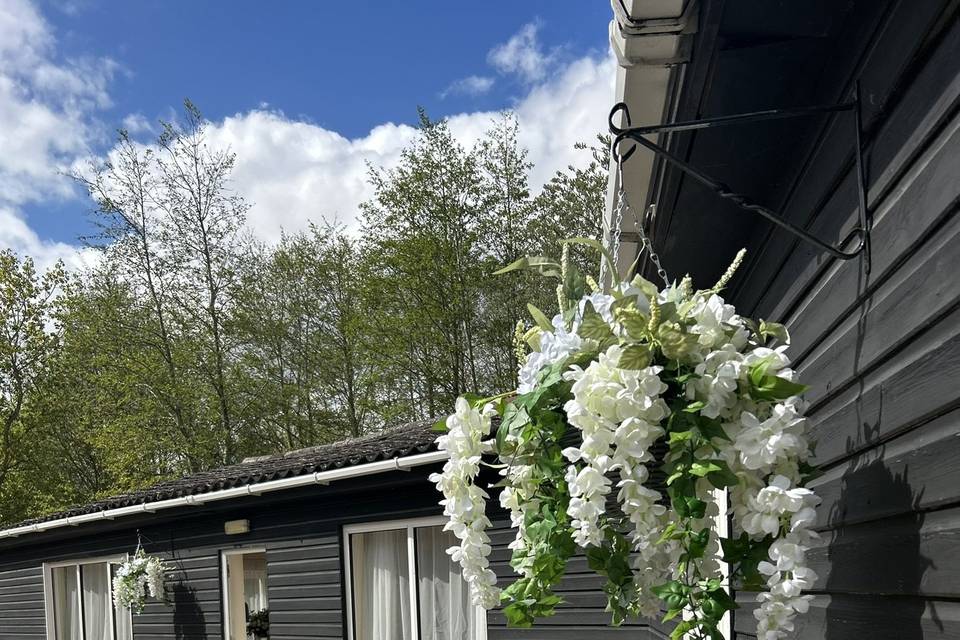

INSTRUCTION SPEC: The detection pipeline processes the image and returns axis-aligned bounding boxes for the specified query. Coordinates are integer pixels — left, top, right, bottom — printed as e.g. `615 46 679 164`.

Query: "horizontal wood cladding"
0 470 661 639
734 594 960 640
727 0 960 637
0 565 45 639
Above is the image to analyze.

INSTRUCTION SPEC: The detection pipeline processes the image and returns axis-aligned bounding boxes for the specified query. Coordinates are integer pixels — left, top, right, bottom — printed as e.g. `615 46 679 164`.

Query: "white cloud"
198 53 615 242
0 0 116 271
0 206 97 271
121 113 154 135
488 22 551 83
5 1 617 267
440 75 495 99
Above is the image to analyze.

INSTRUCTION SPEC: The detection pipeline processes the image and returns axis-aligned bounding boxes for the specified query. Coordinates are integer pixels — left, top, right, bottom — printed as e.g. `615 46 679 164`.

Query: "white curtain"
81 563 111 640
53 566 81 640
352 529 411 640
110 564 132 640
243 553 268 616
416 526 482 640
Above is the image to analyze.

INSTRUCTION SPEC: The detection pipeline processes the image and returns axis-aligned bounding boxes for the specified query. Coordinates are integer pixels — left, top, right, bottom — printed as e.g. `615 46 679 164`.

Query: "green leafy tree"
0 252 64 497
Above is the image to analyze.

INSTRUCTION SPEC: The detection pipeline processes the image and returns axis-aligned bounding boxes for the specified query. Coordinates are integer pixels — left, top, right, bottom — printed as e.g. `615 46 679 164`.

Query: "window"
344 517 487 640
221 548 269 640
42 557 132 640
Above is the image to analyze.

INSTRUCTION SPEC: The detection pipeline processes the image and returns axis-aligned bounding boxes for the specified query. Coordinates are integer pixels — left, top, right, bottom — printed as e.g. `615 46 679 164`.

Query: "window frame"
42 554 132 640
342 515 487 640
220 546 268 640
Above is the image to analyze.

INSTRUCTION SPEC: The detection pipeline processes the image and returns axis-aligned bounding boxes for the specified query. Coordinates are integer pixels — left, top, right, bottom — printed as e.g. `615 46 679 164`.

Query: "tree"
532 136 609 277
0 252 64 505
234 225 376 445
361 111 486 419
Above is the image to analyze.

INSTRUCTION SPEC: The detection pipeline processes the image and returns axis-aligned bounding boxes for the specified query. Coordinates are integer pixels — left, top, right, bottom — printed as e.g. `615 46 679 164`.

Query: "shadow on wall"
823 268 937 639
170 581 206 640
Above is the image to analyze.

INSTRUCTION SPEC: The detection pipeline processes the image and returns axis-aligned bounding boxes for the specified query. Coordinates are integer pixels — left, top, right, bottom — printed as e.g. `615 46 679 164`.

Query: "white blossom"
734 403 808 472
429 398 501 609
517 315 582 394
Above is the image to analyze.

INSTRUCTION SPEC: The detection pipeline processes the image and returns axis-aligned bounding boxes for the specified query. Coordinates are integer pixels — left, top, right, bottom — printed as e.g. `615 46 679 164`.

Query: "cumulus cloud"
121 113 154 135
5 2 617 266
440 75 496 99
488 22 552 83
0 0 116 270
199 53 615 242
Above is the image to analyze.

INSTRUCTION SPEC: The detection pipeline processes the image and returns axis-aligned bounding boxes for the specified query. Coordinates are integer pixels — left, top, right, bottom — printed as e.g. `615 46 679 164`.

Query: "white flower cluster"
561 344 668 548
429 398 500 609
498 460 538 575
112 551 167 614
437 269 821 636
517 315 582 394
743 475 821 640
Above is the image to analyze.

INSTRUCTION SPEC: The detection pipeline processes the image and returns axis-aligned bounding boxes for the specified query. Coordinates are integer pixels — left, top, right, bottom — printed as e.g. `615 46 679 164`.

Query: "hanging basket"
112 548 169 614
431 240 820 640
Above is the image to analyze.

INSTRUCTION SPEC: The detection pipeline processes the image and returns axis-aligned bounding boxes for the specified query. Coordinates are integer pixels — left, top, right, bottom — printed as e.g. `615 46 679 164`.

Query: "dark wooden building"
612 0 960 638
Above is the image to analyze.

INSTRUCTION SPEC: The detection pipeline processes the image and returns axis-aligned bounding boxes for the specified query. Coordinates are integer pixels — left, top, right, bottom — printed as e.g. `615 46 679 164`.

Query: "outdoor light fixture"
224 519 250 535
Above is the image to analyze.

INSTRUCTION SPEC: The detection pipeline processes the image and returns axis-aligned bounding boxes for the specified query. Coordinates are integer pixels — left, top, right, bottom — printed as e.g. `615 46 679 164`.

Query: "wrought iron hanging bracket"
608 84 870 262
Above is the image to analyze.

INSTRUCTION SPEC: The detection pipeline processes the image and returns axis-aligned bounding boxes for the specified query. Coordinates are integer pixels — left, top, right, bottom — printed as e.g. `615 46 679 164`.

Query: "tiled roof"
13 420 439 528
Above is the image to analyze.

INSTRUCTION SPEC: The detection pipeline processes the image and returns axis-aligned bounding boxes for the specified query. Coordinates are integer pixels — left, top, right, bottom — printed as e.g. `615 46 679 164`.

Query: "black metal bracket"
609 84 870 261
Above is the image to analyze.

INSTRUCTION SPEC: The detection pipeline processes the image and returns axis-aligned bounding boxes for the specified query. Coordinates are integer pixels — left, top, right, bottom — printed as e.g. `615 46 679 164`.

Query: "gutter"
0 449 448 540
604 0 697 282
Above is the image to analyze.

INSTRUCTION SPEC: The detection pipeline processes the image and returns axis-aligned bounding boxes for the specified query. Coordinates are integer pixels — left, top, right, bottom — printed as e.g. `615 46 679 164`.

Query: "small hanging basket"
112 548 169 614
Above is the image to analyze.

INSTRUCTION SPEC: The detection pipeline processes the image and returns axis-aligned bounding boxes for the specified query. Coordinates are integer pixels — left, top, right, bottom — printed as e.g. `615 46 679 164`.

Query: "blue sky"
3 0 616 268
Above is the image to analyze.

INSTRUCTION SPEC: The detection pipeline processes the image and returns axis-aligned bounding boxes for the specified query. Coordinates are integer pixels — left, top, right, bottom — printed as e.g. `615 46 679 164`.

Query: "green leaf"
751 373 808 401
683 400 706 413
690 461 723 477
706 459 740 488
617 309 649 340
494 256 562 279
562 237 620 284
697 418 732 443
527 303 554 332
658 322 698 360
562 261 586 306
662 608 682 623
618 343 652 370
432 416 448 432
629 274 659 300
759 319 790 344
670 619 697 640
579 301 615 341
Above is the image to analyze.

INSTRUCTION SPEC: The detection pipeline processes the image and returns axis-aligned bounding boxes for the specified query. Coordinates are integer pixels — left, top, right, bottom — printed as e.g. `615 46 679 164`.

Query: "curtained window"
221 549 269 640
345 518 486 640
45 558 133 640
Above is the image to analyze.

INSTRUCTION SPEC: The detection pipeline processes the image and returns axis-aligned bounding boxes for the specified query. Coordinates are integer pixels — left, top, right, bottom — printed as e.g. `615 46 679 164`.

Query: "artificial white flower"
517 315 582 393
429 398 501 609
740 475 820 537
734 404 808 472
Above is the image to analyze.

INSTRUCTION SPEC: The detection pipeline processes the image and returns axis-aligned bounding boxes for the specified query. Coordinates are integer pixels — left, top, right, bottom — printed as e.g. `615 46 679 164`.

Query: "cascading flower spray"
432 241 820 639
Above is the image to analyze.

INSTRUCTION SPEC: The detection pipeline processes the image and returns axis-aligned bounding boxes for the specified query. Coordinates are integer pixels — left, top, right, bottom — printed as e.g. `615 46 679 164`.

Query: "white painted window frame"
220 546 268 640
42 554 131 640
342 515 487 640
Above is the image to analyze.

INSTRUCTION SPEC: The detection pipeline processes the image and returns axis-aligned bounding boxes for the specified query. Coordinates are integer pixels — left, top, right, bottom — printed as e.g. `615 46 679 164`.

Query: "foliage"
433 246 821 640
0 252 65 509
0 107 608 525
247 609 270 638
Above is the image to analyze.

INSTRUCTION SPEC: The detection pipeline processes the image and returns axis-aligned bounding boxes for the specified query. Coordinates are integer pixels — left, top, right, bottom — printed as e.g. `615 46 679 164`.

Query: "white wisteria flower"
429 398 501 609
434 246 819 636
112 551 168 614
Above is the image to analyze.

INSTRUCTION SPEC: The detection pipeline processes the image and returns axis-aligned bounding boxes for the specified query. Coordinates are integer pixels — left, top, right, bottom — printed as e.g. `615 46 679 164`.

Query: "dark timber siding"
0 469 663 640
728 1 960 638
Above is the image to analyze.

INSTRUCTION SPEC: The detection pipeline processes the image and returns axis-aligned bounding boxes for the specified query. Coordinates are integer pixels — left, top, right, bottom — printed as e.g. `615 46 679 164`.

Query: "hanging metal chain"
613 151 671 287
